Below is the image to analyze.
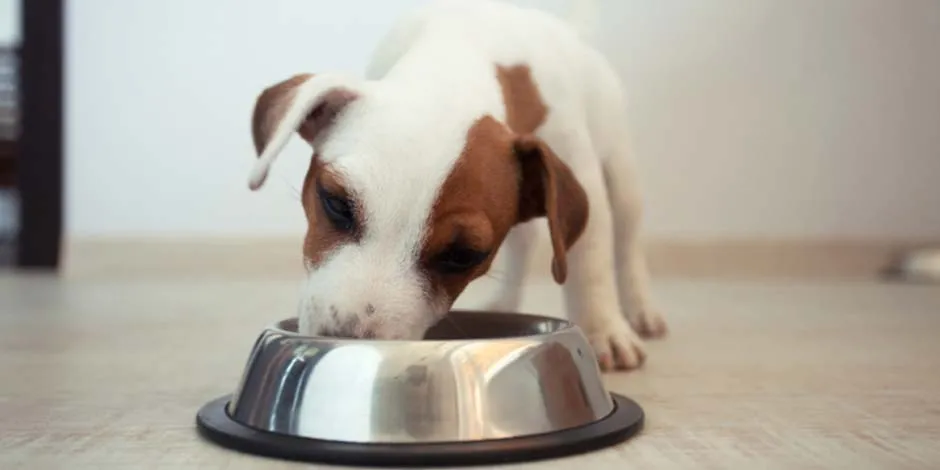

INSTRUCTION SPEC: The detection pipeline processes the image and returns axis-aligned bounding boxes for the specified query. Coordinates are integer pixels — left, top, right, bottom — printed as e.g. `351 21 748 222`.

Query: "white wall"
66 0 940 239
0 0 18 44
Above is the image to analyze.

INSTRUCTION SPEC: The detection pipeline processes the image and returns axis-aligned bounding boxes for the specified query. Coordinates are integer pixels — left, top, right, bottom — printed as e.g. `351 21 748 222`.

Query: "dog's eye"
434 245 490 274
316 182 355 232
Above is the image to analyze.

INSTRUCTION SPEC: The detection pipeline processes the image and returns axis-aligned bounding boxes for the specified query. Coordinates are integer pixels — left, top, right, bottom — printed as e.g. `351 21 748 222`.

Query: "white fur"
255 0 666 367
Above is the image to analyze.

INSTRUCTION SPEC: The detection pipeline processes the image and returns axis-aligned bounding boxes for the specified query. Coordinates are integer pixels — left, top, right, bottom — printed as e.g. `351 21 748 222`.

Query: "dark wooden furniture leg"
17 0 64 269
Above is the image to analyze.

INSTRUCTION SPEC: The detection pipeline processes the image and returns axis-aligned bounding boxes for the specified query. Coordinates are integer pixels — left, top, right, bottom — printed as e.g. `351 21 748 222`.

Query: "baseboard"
60 233 938 281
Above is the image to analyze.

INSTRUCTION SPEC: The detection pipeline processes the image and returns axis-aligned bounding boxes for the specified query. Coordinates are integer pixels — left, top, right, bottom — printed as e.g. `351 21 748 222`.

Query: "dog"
247 0 667 370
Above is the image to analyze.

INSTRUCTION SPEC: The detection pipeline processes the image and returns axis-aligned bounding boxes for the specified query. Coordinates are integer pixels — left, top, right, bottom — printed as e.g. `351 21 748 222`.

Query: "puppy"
247 0 666 370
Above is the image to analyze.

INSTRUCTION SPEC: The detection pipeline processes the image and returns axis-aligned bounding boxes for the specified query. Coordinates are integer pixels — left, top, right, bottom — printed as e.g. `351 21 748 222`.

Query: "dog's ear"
514 135 589 284
248 73 360 190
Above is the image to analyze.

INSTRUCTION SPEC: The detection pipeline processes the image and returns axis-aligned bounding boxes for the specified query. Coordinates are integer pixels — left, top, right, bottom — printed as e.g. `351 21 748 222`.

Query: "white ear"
249 73 360 190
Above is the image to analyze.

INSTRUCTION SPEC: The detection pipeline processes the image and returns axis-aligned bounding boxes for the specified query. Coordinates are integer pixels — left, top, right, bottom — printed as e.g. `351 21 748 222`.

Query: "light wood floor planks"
1 273 939 469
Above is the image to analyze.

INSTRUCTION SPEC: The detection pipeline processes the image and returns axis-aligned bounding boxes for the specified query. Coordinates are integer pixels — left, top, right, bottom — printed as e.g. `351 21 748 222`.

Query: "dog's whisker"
272 175 303 201
286 184 302 201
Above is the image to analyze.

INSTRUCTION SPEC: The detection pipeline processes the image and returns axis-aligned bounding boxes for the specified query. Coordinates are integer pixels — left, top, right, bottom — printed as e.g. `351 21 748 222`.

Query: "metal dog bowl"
196 310 644 466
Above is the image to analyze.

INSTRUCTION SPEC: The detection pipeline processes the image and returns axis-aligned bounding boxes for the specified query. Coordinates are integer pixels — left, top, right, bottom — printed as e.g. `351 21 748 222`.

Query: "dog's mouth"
315 316 379 339
316 326 377 339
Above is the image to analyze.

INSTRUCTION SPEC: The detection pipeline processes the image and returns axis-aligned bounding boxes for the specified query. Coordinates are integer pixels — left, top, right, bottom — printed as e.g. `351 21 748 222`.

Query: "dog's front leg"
549 130 646 371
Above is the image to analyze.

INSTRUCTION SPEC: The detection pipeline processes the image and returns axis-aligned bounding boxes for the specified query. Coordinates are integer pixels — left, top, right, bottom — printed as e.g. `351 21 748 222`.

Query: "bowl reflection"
225 310 614 444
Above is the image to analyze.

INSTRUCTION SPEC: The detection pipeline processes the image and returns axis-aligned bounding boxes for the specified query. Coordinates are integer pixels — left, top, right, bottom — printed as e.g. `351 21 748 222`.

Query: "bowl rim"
262 309 578 345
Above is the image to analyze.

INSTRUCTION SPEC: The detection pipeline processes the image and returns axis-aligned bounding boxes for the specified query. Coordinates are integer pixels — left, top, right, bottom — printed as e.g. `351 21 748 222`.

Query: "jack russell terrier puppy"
247 0 667 370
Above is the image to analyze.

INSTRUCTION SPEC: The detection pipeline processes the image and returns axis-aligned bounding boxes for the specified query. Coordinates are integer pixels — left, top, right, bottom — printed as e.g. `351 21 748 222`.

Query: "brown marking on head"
300 156 360 269
252 74 312 155
420 116 520 301
250 73 358 158
250 74 363 267
417 64 590 308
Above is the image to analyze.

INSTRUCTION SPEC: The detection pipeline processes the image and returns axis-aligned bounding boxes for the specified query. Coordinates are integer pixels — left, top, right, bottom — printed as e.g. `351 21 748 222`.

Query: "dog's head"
249 71 588 339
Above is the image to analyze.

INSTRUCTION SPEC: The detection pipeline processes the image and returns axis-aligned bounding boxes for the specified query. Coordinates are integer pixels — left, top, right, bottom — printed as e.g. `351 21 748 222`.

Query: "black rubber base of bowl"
195 393 644 467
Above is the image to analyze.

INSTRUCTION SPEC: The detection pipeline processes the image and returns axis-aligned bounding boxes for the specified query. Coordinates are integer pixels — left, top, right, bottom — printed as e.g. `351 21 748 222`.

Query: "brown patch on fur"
417 65 550 302
300 156 358 268
496 65 548 134
251 73 358 156
251 74 312 155
498 64 589 283
421 116 520 301
419 64 590 306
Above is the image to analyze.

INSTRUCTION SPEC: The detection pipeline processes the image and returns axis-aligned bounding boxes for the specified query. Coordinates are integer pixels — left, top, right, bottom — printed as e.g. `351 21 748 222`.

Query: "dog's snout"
317 311 376 339
319 326 376 339
299 258 436 340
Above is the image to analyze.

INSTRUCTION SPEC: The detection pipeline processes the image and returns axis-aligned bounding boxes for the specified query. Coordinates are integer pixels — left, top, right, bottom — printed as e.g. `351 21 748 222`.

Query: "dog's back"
365 0 628 169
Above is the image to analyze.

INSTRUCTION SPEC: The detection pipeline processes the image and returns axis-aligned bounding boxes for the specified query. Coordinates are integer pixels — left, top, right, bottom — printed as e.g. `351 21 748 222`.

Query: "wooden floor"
1 272 939 469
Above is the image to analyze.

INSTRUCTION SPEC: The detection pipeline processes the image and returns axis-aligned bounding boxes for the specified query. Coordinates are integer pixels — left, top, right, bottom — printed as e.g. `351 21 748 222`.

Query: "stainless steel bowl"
196 310 643 466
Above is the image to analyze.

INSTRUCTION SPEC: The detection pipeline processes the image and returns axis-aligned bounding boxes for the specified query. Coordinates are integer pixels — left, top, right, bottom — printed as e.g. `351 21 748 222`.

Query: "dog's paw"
583 320 647 371
629 308 668 339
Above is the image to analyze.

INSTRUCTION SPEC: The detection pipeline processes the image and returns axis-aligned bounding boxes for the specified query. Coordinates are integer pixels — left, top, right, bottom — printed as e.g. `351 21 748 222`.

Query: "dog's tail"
564 0 600 41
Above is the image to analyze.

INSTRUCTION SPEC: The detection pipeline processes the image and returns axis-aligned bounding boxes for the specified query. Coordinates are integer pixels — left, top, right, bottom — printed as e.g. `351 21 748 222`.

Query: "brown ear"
248 73 359 190
514 135 589 284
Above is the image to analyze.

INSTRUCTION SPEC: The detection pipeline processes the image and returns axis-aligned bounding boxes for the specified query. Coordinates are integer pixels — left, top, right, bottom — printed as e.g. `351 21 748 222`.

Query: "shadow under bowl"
196 310 644 466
